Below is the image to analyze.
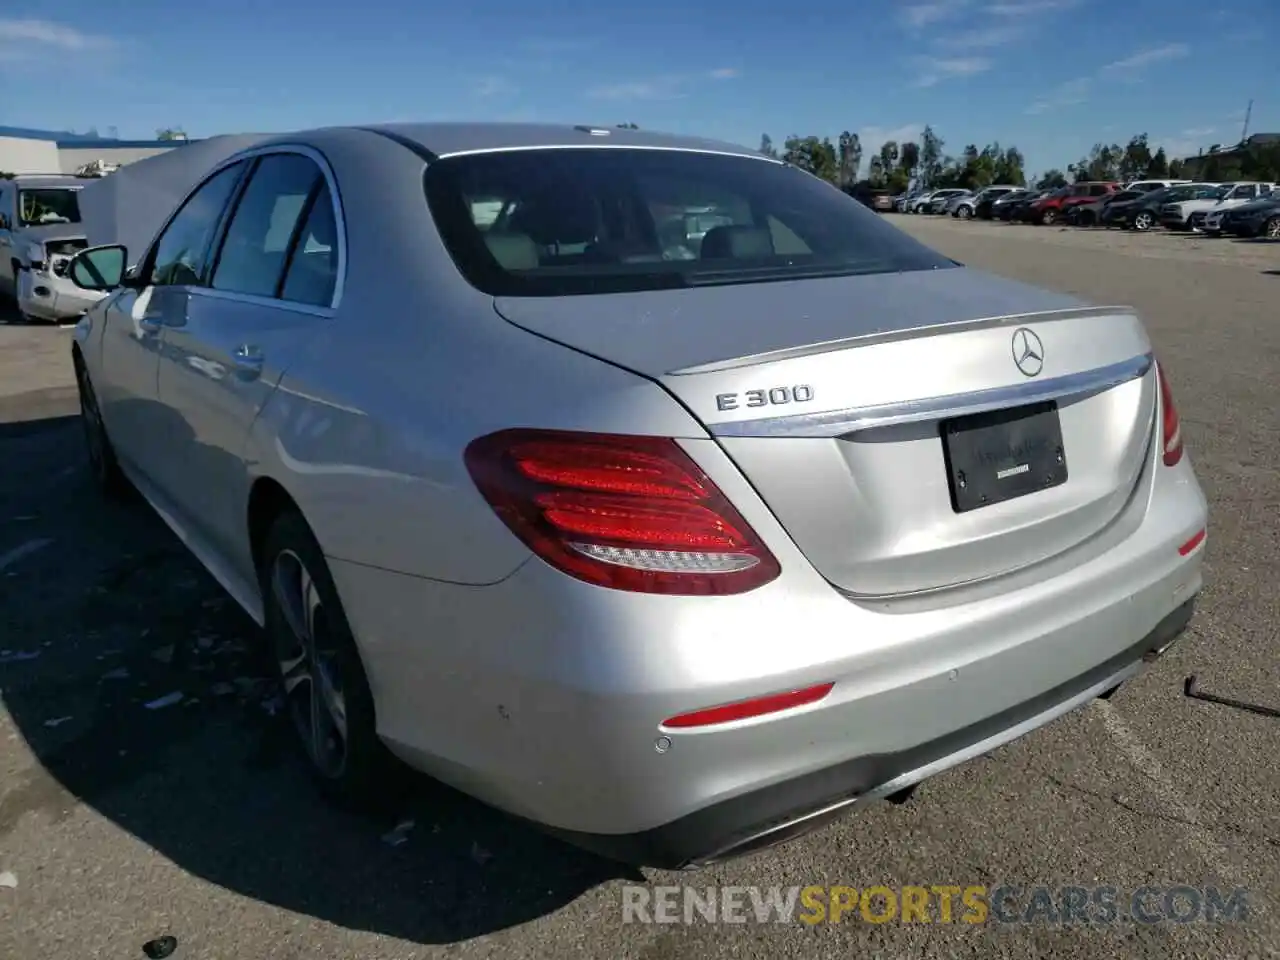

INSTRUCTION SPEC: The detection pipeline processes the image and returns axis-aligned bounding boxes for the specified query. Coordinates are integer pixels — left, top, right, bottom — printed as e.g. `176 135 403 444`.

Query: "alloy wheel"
1134 212 1153 231
271 549 349 780
1265 217 1280 240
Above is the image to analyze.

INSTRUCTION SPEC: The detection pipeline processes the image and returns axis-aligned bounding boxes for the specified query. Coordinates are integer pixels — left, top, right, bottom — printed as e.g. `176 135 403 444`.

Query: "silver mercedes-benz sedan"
64 123 1208 869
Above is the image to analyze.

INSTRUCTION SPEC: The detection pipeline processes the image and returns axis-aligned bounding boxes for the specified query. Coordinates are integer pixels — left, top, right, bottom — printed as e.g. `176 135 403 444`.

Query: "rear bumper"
549 597 1197 869
333 427 1208 867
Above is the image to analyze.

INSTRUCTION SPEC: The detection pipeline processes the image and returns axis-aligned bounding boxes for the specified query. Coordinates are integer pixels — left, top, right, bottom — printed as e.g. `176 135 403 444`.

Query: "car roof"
7 175 93 189
350 122 769 161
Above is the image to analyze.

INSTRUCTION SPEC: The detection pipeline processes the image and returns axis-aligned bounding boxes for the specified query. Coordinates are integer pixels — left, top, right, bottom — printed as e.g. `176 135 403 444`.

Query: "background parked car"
1000 189 1054 222
914 188 968 214
953 185 1018 219
1028 181 1118 225
1123 184 1214 231
981 188 1030 219
1200 183 1275 236
905 190 942 213
1069 188 1145 227
1160 183 1275 232
1122 179 1191 193
1220 195 1280 238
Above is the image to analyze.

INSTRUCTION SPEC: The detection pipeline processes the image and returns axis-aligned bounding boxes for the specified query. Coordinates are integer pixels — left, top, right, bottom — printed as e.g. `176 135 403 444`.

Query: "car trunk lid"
494 266 1156 596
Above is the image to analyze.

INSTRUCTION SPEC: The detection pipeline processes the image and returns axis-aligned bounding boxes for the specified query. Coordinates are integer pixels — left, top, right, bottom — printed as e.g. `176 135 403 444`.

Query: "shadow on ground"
1 407 637 947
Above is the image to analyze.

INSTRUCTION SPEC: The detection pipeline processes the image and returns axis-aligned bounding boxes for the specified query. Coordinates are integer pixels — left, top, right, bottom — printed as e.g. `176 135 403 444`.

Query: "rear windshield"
423 148 956 297
18 188 82 226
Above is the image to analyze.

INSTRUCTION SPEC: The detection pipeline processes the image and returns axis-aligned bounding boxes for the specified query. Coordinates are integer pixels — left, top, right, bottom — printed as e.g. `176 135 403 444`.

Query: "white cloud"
1099 42 1190 76
936 24 1026 49
1025 75 1092 113
587 68 739 101
0 18 111 50
985 0 1077 15
899 0 970 28
911 56 992 87
1026 42 1189 113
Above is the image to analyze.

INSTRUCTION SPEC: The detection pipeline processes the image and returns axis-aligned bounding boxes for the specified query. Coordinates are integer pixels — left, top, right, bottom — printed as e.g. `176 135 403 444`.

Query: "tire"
1133 211 1154 232
957 206 973 220
1264 216 1280 239
1040 209 1057 226
74 356 132 499
259 508 401 812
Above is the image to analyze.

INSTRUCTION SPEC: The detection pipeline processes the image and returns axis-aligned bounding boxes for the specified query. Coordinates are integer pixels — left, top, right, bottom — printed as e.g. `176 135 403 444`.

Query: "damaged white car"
0 174 107 323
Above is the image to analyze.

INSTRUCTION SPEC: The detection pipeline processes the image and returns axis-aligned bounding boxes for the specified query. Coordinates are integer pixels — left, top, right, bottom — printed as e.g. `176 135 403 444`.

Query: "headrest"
484 232 540 271
700 224 775 260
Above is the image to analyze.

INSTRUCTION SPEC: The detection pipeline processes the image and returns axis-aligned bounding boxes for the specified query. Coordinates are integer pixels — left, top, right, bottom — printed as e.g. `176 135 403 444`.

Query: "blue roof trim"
56 139 199 149
0 125 200 148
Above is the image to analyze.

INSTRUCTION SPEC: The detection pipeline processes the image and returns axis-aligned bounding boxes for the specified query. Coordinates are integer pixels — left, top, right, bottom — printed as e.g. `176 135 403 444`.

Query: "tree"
156 127 186 141
1168 158 1185 179
1120 134 1153 182
759 134 778 158
1069 143 1122 182
782 135 838 183
1147 148 1169 178
836 131 861 188
996 146 1026 186
1036 169 1068 190
899 141 920 181
920 126 944 188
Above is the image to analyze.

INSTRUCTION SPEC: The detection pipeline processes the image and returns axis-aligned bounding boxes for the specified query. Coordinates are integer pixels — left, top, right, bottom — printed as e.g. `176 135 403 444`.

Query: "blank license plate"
941 401 1068 513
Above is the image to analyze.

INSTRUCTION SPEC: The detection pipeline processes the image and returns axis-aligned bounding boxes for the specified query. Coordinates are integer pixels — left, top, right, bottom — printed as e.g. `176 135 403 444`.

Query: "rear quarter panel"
243 130 708 586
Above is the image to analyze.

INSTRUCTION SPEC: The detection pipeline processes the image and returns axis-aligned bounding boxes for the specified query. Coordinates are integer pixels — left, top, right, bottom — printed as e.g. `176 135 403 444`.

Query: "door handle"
138 314 163 334
231 345 265 380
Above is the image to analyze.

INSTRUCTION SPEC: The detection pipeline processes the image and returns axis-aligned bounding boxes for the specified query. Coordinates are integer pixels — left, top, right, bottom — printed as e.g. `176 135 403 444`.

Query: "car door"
94 160 249 484
154 148 342 573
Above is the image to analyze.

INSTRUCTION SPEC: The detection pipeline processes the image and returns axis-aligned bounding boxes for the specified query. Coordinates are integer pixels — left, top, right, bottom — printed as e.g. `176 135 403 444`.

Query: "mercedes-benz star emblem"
1011 327 1044 378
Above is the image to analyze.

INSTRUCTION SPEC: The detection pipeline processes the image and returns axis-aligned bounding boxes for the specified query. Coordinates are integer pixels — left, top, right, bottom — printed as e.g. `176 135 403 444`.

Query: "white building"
0 126 198 176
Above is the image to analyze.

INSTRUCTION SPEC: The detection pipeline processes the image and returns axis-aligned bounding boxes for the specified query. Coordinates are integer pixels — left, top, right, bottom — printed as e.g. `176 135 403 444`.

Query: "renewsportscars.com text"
621 884 1250 926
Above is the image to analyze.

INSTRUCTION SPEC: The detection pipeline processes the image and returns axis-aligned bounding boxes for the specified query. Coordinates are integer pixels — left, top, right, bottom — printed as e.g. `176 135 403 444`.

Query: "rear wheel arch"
247 476 304 572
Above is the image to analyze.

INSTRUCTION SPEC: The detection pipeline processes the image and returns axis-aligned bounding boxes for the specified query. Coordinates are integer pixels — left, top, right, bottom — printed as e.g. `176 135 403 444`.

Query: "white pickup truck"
0 174 107 323
1160 181 1276 233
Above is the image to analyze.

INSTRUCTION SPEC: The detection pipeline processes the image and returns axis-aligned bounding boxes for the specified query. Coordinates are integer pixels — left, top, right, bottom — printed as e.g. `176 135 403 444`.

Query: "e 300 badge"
715 385 815 412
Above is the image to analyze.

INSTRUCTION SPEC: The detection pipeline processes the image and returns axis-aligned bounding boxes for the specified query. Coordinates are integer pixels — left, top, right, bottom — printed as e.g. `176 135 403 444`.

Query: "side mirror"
68 244 129 292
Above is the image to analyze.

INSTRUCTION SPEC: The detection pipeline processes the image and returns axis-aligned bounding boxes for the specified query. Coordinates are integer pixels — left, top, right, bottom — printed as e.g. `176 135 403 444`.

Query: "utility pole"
1241 99 1252 144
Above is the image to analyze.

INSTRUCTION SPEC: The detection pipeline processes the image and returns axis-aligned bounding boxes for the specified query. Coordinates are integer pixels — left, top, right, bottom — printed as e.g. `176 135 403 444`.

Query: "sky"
0 0 1275 179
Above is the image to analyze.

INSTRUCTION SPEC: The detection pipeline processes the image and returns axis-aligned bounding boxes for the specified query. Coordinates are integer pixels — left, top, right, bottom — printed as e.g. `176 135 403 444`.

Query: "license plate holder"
941 400 1068 513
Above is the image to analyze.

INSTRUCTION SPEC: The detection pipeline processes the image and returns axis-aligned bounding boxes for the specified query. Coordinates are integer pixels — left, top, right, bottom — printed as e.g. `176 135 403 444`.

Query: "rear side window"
423 148 955 297
212 153 323 298
280 182 340 307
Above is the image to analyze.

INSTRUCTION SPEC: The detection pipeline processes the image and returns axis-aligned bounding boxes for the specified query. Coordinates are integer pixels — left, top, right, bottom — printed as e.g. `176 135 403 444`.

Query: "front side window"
148 161 248 287
211 153 323 298
424 148 955 297
18 188 81 226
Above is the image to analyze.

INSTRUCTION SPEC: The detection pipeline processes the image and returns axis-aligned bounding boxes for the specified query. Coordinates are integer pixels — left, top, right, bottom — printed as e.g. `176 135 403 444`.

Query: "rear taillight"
464 429 781 595
1156 360 1183 466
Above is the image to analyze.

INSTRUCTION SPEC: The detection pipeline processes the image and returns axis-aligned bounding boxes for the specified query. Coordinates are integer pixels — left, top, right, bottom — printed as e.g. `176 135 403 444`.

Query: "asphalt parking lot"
2 220 1278 960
